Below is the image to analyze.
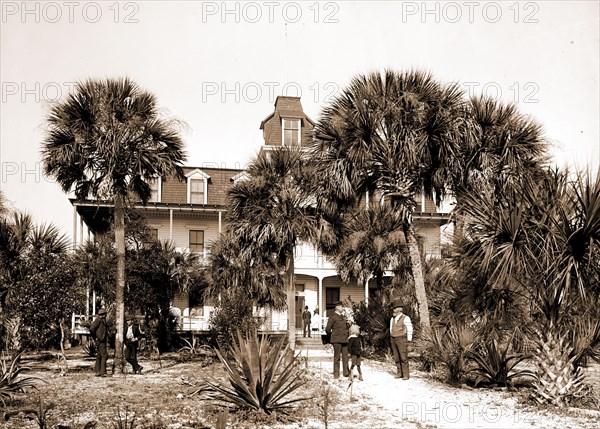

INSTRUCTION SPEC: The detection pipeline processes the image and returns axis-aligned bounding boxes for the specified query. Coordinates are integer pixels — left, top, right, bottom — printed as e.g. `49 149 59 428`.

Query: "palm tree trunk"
114 193 126 373
286 247 296 351
404 225 431 338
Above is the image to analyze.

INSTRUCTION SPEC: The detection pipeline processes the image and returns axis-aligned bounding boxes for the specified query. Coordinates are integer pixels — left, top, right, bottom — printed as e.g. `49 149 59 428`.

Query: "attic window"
186 169 211 204
282 118 300 146
190 179 205 204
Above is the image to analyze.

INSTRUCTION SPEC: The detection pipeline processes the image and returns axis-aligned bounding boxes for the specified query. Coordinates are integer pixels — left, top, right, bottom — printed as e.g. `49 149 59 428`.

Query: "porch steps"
295 334 327 350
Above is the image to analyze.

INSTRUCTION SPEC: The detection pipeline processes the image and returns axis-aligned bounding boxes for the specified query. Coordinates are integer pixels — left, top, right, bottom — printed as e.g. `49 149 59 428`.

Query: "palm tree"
226 147 320 350
312 70 466 336
41 77 186 371
334 203 410 291
450 95 549 221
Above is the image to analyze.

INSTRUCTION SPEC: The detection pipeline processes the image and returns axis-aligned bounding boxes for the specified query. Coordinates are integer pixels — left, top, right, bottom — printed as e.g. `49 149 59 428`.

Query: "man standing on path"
125 315 146 374
326 301 350 379
390 300 413 379
89 308 108 377
302 306 312 337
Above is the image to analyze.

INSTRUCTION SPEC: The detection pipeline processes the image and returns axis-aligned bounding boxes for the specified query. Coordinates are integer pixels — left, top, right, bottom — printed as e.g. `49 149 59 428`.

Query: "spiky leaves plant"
0 353 40 404
531 328 587 406
203 330 310 415
424 320 476 386
468 329 534 387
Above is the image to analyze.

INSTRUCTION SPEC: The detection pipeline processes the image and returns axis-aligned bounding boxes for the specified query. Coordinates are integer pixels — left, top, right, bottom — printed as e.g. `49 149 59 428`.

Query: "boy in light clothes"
348 324 363 381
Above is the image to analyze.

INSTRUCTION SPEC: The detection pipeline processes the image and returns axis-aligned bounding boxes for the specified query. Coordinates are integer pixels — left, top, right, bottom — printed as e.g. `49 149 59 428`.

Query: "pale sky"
1 0 599 239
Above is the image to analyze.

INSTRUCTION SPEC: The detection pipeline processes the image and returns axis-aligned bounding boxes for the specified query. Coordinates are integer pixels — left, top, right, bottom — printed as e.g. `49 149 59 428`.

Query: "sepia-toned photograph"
1 1 599 428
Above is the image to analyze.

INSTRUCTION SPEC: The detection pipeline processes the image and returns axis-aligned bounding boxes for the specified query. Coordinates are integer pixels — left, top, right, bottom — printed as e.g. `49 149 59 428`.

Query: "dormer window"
186 169 210 204
190 179 204 203
147 177 161 202
282 118 300 146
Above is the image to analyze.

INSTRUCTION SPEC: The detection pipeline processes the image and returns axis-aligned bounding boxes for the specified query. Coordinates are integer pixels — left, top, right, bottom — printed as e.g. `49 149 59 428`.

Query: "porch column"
79 215 84 246
72 206 78 249
169 208 173 241
318 276 323 322
364 279 369 306
218 211 222 233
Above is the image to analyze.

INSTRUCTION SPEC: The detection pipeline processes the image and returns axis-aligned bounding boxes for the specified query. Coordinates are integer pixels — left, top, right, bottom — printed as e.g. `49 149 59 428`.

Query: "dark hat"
126 314 136 321
97 308 107 316
392 300 403 309
334 301 343 307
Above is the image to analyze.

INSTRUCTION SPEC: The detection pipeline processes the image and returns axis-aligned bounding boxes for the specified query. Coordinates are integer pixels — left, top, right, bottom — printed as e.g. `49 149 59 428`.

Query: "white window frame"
145 177 162 203
185 169 210 204
282 118 301 147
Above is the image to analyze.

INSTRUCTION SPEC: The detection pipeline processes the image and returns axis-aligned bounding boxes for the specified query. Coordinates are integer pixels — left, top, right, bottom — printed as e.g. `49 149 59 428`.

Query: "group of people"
89 309 146 377
325 299 413 381
89 299 413 380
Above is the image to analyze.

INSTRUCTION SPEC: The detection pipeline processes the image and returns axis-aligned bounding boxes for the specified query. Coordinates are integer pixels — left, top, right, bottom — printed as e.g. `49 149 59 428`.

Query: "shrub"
200 330 310 415
349 290 394 357
207 292 263 354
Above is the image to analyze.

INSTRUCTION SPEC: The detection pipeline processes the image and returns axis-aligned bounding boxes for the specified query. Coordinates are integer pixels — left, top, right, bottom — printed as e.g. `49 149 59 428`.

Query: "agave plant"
468 329 534 387
201 330 311 415
424 320 476 385
0 353 40 404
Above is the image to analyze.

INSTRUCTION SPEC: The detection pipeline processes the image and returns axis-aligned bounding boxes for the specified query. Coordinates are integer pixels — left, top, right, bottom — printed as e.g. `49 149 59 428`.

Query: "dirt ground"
2 347 599 429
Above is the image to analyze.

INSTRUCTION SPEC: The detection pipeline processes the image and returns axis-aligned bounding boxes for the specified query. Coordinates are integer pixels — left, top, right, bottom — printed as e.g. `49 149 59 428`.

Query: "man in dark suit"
89 308 108 377
302 306 312 337
325 301 350 379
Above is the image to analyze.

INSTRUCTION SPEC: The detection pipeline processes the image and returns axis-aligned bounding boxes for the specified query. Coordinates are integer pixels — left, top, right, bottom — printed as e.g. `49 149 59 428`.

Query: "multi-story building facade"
71 96 449 333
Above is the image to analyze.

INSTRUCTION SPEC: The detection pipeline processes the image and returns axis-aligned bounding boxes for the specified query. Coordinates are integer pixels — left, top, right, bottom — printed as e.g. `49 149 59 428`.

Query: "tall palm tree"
312 70 466 336
226 147 320 350
41 77 186 371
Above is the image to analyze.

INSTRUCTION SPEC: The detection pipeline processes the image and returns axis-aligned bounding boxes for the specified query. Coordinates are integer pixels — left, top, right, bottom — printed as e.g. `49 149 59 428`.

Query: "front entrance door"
295 296 304 329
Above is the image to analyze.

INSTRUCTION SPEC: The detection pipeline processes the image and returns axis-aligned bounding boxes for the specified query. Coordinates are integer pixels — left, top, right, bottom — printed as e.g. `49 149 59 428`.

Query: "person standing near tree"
302 306 312 337
390 300 413 380
326 301 350 379
125 315 146 374
89 308 108 377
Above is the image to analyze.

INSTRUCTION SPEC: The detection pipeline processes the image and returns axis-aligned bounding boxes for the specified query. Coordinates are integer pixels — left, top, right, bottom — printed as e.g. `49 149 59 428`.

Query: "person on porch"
302 306 312 337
